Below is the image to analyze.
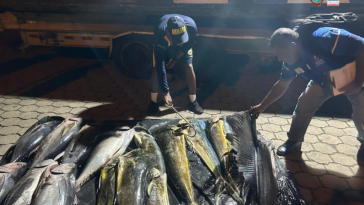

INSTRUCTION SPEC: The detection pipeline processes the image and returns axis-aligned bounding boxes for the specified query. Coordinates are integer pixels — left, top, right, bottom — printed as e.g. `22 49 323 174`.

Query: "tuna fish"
0 162 28 203
0 116 64 165
30 117 86 169
75 127 135 189
4 160 58 205
31 163 77 205
63 122 104 167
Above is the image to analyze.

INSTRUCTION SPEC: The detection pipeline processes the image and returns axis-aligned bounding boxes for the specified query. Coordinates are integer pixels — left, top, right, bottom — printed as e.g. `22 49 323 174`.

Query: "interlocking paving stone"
294 173 322 189
300 188 314 204
2 111 21 119
268 117 289 125
325 163 353 177
259 130 276 140
306 152 333 164
0 144 14 155
0 118 22 127
0 126 22 135
1 104 21 111
68 101 87 108
19 105 39 112
306 126 324 135
336 144 358 156
313 187 335 204
327 120 349 129
0 135 20 144
317 134 343 145
300 161 327 176
310 119 329 128
261 124 282 132
19 99 38 106
319 175 350 191
312 143 337 154
19 112 40 120
304 134 320 143
302 143 315 152
285 160 301 173
36 100 54 106
70 108 88 115
342 127 359 136
2 98 21 105
339 136 361 147
330 153 357 166
322 127 346 137
53 107 72 114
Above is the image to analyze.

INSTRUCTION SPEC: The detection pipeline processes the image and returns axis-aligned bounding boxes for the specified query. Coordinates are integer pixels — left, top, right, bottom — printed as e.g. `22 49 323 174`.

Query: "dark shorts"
167 48 193 65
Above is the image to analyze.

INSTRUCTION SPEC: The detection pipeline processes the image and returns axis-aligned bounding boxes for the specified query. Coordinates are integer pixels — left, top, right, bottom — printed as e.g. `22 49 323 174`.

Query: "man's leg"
179 49 203 114
277 80 333 156
346 88 364 165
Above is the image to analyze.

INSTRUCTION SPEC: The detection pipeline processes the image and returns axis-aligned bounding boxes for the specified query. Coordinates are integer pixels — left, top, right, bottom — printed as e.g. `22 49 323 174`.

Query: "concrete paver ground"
1 30 364 204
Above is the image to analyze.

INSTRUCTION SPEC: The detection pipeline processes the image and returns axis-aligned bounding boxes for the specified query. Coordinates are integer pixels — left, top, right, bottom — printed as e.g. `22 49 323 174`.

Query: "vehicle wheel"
113 35 153 79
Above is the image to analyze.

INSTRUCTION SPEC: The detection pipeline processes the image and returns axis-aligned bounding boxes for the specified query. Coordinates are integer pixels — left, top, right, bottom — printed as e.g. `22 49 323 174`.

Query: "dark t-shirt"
153 14 197 93
280 27 364 86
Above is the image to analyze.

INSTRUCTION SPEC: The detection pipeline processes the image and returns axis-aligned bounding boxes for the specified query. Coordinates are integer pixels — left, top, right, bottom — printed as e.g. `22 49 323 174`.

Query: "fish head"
33 159 58 169
51 163 76 175
134 127 155 150
0 162 27 173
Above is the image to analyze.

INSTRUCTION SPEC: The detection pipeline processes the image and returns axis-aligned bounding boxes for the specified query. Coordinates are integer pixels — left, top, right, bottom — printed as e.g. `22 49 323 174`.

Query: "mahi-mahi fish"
75 127 135 189
178 118 220 179
30 117 86 169
4 160 58 205
31 163 77 205
97 161 117 205
134 127 168 205
0 116 64 165
153 125 197 205
0 162 28 203
206 117 244 205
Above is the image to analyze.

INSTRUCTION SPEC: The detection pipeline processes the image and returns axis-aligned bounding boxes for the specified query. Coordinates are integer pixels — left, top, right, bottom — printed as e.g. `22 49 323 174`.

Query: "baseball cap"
167 16 189 45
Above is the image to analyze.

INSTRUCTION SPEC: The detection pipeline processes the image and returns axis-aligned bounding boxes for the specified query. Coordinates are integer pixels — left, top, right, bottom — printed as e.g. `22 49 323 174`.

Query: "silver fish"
31 163 77 205
0 162 28 203
4 160 58 205
30 117 85 169
75 127 135 189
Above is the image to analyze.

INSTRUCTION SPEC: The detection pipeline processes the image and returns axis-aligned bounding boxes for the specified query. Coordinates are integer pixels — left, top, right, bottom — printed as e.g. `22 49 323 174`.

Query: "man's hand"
166 59 176 69
250 104 266 119
338 81 363 95
164 92 173 106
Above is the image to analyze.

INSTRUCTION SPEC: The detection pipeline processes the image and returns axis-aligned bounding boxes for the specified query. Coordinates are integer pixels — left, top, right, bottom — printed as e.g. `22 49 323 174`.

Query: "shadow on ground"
283 151 364 205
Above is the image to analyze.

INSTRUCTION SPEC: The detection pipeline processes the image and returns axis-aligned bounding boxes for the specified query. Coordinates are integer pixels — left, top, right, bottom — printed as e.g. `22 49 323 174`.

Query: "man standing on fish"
147 14 204 115
251 27 364 165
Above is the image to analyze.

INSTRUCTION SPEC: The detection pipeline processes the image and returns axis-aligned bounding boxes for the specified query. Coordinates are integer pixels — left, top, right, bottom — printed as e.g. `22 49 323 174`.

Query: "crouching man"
147 14 204 115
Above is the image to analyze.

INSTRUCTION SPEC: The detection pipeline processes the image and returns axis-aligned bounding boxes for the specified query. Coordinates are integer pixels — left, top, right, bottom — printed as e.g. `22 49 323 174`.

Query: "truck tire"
113 35 153 79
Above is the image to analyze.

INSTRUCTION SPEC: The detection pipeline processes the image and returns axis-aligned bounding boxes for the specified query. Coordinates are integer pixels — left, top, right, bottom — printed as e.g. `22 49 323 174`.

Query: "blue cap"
167 16 189 45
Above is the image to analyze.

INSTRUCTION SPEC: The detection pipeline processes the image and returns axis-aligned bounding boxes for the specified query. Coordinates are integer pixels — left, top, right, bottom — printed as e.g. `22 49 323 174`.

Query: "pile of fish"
0 111 307 205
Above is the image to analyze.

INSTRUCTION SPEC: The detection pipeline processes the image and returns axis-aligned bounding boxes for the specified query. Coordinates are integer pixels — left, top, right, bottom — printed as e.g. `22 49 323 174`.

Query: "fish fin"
0 144 15 165
147 180 155 197
226 112 257 186
54 151 64 161
73 195 79 205
28 146 39 157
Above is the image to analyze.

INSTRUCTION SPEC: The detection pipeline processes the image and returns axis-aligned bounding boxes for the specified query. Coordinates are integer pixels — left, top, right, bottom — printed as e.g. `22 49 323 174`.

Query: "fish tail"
214 177 225 205
224 180 245 205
